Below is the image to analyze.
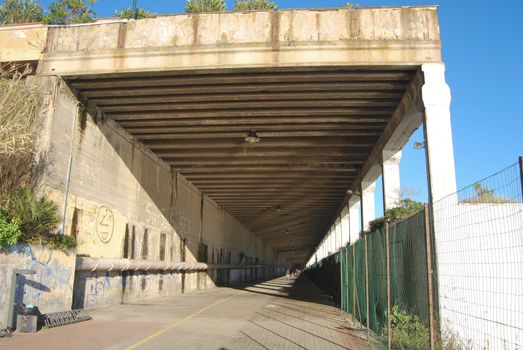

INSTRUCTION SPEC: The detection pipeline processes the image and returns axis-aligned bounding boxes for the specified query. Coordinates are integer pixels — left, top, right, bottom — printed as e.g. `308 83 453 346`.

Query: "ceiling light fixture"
245 130 261 143
346 189 361 196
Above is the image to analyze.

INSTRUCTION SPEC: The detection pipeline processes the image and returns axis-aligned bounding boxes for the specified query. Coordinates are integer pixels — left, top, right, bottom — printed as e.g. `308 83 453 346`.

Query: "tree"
115 7 152 20
185 0 226 13
44 0 96 25
233 0 277 11
0 0 43 25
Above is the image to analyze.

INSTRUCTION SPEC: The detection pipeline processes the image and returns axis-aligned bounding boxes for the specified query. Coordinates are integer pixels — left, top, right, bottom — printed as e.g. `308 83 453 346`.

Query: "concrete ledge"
33 7 441 76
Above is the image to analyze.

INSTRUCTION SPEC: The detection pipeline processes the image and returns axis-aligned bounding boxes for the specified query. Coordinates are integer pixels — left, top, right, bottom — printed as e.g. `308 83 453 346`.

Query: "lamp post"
132 0 137 19
7 269 36 330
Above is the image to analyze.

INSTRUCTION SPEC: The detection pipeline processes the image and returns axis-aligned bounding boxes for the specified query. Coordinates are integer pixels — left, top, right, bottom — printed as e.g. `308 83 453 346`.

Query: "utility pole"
132 0 137 19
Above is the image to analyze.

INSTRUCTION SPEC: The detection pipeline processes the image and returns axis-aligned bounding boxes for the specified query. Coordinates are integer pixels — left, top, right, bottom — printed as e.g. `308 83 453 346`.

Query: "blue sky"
4 0 522 209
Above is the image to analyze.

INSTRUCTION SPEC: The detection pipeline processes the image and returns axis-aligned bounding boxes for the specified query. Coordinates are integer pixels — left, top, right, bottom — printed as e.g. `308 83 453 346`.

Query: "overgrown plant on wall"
44 0 96 24
0 0 43 24
115 7 152 20
233 0 277 10
0 65 43 197
185 0 226 13
0 187 75 253
0 66 75 252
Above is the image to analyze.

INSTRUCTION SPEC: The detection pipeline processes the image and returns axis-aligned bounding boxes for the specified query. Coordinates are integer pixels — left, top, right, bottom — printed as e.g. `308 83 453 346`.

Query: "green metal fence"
307 206 437 348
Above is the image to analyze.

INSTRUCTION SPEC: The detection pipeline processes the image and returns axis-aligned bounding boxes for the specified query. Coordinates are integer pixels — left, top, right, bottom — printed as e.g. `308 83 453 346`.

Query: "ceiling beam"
92 92 404 105
81 81 408 98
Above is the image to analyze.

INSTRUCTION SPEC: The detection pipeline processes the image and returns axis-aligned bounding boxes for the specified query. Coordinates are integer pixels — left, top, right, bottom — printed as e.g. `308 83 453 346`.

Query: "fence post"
352 243 356 323
424 205 436 350
365 233 370 340
338 248 347 310
386 222 392 350
345 248 349 313
519 156 523 202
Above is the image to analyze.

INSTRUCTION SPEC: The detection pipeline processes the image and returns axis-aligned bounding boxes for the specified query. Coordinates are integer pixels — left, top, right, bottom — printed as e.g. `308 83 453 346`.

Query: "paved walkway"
0 275 369 350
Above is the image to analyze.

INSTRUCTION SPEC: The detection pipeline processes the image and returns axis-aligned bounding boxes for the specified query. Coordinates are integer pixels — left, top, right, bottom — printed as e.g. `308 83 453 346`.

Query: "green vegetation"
0 0 43 24
233 0 277 11
0 209 22 249
44 0 96 25
345 2 360 8
115 7 152 20
389 305 430 350
0 66 75 253
185 0 226 13
368 198 424 232
0 188 75 253
461 183 517 204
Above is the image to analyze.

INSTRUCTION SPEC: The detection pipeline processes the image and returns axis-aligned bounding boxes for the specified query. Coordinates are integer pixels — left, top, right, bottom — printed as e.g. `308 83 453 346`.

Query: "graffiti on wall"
95 206 114 243
0 244 75 327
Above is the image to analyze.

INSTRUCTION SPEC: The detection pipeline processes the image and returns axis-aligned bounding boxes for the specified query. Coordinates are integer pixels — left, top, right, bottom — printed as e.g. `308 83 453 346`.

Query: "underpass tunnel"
0 7 457 316
63 66 418 268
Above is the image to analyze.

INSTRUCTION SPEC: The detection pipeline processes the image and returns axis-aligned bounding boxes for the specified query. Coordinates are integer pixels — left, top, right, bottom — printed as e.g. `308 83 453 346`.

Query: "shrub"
233 0 276 11
185 0 226 13
368 198 424 232
44 0 96 25
389 305 430 350
3 187 76 253
115 7 152 20
6 187 61 240
41 233 76 252
0 208 22 249
0 0 43 25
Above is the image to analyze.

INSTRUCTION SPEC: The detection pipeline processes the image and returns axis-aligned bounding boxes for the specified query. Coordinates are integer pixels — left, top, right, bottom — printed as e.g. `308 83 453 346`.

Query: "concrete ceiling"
65 66 417 263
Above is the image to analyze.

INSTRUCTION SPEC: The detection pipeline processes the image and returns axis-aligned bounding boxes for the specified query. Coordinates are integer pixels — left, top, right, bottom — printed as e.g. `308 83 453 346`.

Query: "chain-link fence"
310 206 436 348
308 158 523 349
433 159 523 349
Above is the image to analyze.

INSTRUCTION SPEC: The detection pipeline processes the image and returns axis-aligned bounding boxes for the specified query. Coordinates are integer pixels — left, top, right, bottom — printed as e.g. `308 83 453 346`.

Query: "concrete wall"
35 76 285 308
72 266 286 309
0 244 75 328
434 201 523 348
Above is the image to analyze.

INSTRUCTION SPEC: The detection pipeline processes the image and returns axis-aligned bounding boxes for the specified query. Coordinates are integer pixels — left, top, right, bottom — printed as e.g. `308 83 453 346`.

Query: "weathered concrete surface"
72 265 286 309
0 276 369 350
0 244 76 329
11 6 441 76
33 75 284 308
0 24 47 62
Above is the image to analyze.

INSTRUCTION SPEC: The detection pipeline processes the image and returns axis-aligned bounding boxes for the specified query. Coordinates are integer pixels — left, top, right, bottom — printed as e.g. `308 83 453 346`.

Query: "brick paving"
0 275 369 350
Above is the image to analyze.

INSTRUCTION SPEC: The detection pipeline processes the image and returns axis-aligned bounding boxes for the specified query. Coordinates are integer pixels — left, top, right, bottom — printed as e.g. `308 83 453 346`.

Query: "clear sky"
4 0 522 208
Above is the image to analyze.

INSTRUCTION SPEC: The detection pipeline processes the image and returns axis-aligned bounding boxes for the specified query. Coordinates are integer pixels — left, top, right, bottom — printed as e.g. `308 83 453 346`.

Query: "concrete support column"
382 150 402 211
340 207 350 246
421 63 458 341
348 197 360 244
360 180 376 233
421 63 457 202
335 217 342 251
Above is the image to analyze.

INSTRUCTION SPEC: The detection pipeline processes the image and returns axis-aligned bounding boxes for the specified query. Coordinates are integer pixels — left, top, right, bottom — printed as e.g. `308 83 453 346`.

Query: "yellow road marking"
125 291 244 350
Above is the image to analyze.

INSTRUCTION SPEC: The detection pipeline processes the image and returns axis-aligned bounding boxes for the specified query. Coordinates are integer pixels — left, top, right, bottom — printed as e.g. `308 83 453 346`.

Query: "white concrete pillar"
340 207 350 246
382 150 402 211
348 197 360 244
335 217 342 251
421 63 457 201
360 180 376 232
421 63 459 343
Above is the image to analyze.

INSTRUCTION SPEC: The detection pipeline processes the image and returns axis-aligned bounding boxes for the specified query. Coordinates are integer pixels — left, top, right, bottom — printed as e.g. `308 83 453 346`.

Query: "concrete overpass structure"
0 5 456 326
